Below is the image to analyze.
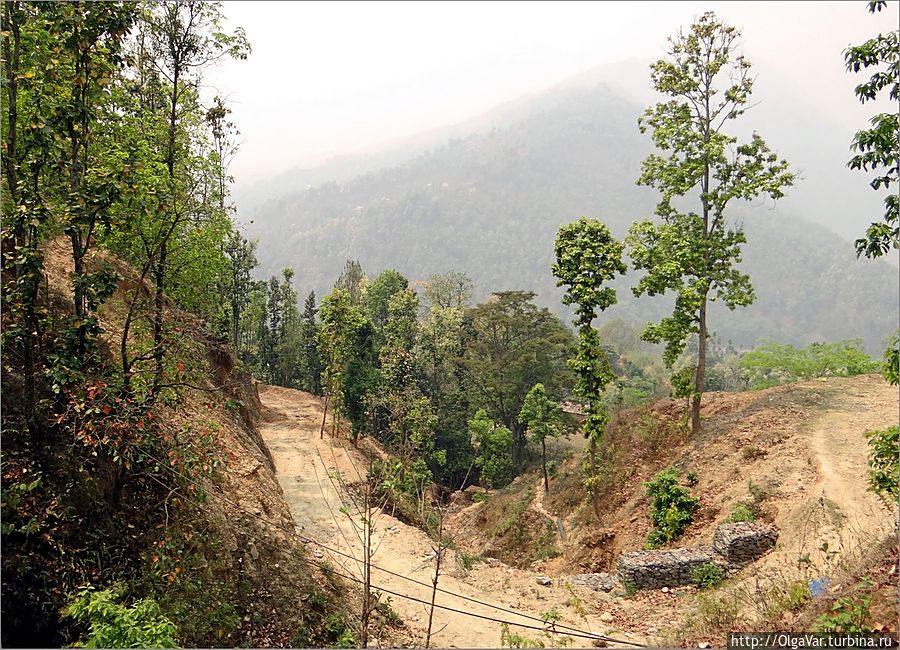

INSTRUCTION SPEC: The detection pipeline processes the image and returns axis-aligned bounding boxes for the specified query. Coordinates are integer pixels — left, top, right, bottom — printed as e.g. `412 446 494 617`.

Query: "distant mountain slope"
239 82 897 352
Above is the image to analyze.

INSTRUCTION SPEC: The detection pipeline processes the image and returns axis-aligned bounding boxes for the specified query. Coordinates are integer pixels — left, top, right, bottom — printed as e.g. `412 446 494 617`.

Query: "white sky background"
207 1 900 188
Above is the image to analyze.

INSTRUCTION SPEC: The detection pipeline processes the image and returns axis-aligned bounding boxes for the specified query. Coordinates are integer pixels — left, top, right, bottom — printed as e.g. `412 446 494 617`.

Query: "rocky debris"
617 547 716 590
713 522 778 566
599 612 614 623
565 572 619 593
536 576 553 586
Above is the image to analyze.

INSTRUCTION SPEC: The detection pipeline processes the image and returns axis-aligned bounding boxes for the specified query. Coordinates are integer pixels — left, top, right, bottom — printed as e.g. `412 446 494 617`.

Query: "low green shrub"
814 579 875 634
694 592 741 630
725 502 756 523
865 425 898 503
644 469 700 548
458 553 485 571
740 339 878 389
690 562 725 589
62 586 178 648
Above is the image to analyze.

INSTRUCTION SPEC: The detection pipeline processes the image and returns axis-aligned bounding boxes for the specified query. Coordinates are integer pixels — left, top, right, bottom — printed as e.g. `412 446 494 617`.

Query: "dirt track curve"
257 384 633 648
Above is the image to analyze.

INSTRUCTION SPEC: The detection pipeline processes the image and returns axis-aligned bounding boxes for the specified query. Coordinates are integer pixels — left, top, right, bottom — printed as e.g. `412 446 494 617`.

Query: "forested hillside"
240 82 897 352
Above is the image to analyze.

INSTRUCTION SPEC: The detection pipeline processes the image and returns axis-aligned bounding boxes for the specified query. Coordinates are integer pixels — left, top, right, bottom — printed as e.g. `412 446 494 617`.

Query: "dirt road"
257 376 897 646
257 385 635 648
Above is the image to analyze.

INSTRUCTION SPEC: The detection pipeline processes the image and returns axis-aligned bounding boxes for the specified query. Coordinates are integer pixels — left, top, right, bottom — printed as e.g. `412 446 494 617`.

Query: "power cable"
127 441 644 647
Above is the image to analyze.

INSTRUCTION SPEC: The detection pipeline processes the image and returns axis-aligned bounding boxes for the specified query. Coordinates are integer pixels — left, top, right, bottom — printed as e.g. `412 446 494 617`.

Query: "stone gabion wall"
616 546 716 590
713 522 778 566
615 522 779 591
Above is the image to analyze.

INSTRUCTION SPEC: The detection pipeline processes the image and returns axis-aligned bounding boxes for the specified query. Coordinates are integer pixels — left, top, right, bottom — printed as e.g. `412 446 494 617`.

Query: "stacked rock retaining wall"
617 547 716 589
615 522 778 590
713 522 778 566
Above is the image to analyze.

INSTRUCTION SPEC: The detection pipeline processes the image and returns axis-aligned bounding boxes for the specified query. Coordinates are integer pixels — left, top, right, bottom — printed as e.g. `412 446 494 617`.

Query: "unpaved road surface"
258 385 639 648
257 376 897 646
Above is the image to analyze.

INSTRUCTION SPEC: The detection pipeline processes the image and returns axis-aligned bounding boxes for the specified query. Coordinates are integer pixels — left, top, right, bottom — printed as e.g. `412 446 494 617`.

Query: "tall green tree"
460 291 575 468
414 302 474 487
335 258 366 305
518 383 562 493
298 291 323 394
627 12 794 435
364 268 409 344
141 0 249 393
317 288 373 440
223 232 257 353
844 0 899 258
553 218 625 518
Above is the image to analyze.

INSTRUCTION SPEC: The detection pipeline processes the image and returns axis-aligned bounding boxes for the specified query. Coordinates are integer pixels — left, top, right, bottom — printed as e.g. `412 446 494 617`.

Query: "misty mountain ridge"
236 71 897 354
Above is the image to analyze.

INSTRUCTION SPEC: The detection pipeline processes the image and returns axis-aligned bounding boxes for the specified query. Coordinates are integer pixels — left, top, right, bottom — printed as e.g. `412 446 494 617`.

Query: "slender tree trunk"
320 394 329 439
692 297 707 436
694 85 711 437
153 65 179 396
589 437 600 520
541 438 549 493
152 241 167 394
70 234 87 358
425 508 446 649
359 481 372 648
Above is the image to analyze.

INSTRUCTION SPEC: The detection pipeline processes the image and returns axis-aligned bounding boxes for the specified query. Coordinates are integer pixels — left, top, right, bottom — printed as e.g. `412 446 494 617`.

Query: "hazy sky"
207 1 899 187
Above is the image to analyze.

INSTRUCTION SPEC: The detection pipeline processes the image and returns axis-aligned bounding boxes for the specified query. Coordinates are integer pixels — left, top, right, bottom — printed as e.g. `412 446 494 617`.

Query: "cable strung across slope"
128 442 643 647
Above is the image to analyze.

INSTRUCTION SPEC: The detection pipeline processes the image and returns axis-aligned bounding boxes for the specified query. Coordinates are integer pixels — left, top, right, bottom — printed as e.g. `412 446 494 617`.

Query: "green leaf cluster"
62 586 178 648
844 1 899 258
644 468 700 548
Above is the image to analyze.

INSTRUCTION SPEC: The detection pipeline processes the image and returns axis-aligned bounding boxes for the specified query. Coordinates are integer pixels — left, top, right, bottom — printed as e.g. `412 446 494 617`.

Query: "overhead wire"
126 440 644 647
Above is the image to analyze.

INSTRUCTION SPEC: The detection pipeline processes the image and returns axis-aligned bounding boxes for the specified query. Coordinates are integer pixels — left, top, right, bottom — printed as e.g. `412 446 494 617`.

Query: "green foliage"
62 586 178 648
458 552 485 571
461 291 576 466
424 271 474 309
865 425 898 503
725 502 756 523
685 471 699 487
690 563 726 589
553 218 625 514
318 287 374 436
644 468 700 548
0 472 44 536
767 580 811 617
299 291 324 394
323 613 357 649
739 339 879 389
500 623 546 649
553 218 626 329
629 11 794 435
519 383 563 491
540 608 562 623
814 578 875 634
844 2 899 258
469 410 515 489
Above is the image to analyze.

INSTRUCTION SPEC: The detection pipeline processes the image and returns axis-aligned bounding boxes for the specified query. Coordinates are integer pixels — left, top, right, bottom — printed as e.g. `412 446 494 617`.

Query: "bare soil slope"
258 385 651 648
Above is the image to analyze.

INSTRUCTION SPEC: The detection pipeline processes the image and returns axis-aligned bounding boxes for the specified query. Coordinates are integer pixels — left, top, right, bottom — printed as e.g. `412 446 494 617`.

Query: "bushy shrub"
644 469 700 548
865 425 898 503
62 586 178 648
469 410 515 488
691 562 725 589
